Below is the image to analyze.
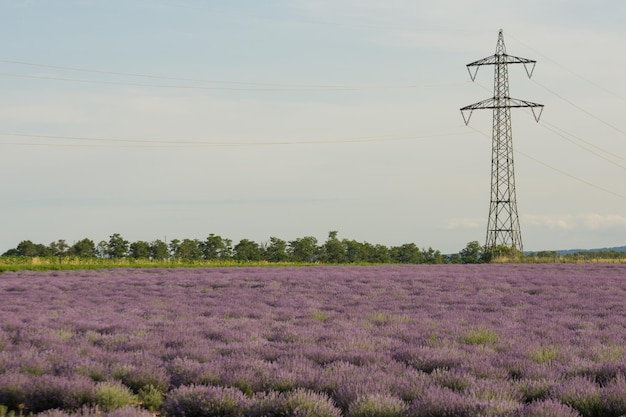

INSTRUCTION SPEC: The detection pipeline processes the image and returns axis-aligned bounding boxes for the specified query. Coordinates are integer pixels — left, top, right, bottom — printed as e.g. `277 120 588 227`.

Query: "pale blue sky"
1 0 625 253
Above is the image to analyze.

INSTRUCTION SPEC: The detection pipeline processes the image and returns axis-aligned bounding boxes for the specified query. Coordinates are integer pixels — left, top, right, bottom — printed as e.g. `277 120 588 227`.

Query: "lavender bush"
251 388 342 417
93 382 138 412
0 264 625 416
25 375 95 413
345 393 407 417
34 406 156 417
162 385 251 417
407 385 481 417
519 400 582 417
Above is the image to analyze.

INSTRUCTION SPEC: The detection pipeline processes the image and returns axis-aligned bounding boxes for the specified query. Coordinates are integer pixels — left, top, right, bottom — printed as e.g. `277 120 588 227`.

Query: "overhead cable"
0 130 470 148
468 126 626 200
0 60 463 91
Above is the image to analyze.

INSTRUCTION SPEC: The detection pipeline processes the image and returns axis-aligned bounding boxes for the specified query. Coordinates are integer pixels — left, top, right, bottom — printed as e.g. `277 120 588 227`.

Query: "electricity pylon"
461 30 543 256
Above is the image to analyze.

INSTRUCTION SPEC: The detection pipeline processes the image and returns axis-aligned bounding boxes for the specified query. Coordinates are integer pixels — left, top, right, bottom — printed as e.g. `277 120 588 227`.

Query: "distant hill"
555 246 626 256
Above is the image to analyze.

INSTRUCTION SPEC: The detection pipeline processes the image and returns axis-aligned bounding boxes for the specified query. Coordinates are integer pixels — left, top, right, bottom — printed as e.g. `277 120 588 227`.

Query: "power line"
0 130 469 148
506 32 626 104
0 60 463 92
469 126 626 200
516 148 626 200
473 48 626 139
0 72 360 92
531 79 626 138
0 59 355 88
538 118 626 170
476 79 626 168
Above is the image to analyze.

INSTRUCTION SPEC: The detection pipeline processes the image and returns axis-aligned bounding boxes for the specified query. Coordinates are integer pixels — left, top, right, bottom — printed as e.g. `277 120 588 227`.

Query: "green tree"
49 239 69 257
149 239 169 260
390 243 421 264
485 244 520 262
321 231 345 263
129 241 150 259
447 253 462 263
5 240 36 256
202 234 226 260
288 236 318 262
2 240 51 257
1 247 18 256
234 238 262 261
221 238 233 259
168 239 181 259
459 241 484 264
68 238 96 257
264 237 289 262
421 246 445 264
96 241 109 258
368 244 391 263
343 239 364 263
178 239 203 260
534 250 558 260
106 233 129 258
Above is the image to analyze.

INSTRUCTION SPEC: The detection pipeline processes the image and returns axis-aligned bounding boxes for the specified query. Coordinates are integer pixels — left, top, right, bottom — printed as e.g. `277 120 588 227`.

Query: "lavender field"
1 264 626 417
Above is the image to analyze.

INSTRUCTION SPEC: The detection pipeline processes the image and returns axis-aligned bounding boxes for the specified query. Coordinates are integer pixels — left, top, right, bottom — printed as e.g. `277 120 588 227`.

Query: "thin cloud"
583 213 626 230
524 213 626 231
445 218 484 230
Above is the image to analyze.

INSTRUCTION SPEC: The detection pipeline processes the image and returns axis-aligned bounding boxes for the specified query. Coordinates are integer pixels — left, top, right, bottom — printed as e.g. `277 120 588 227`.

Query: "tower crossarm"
466 30 537 81
467 54 536 68
461 97 544 125
466 55 537 81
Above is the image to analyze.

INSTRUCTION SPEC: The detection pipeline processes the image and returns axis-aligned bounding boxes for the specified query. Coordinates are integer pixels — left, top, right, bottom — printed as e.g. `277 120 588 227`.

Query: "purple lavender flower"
25 375 95 413
0 373 29 411
407 385 481 417
520 399 582 417
551 376 601 417
0 264 625 415
251 388 342 417
346 393 408 417
162 385 251 417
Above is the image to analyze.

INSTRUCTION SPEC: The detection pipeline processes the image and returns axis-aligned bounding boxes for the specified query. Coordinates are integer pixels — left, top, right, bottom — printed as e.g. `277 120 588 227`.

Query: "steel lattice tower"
461 30 543 255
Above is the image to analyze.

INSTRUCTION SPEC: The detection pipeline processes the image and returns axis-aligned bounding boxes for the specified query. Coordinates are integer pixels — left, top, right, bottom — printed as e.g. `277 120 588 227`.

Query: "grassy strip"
0 256 317 273
1 256 624 273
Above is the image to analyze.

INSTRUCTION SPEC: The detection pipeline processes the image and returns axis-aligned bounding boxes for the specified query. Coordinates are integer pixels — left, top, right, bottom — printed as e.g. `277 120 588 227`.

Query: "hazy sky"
1 0 625 254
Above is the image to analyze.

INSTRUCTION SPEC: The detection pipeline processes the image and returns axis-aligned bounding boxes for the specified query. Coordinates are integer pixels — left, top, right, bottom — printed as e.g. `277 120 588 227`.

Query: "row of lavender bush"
1 264 626 416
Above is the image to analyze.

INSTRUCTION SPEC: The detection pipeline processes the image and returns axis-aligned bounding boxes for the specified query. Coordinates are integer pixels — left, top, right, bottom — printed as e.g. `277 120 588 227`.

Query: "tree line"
1 232 491 264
